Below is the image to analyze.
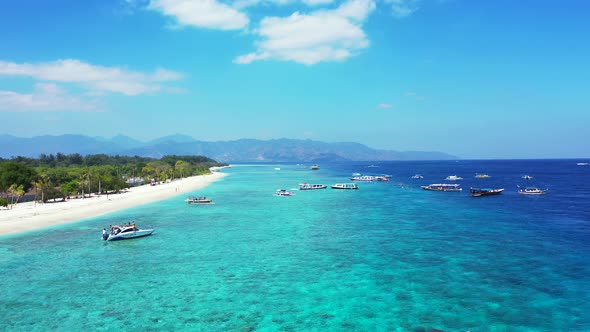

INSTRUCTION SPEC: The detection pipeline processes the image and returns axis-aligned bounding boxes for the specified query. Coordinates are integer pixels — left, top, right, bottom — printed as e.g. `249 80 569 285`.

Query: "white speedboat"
421 183 462 192
103 224 154 241
331 183 359 190
350 175 376 182
411 174 424 179
522 175 534 180
445 175 463 181
518 187 547 195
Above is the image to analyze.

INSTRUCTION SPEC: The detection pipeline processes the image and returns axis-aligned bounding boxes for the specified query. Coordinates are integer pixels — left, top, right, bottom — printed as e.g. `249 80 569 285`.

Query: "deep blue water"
1 160 589 331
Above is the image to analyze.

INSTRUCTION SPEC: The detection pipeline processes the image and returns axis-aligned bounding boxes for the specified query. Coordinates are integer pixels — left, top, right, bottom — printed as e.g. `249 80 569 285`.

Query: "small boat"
310 165 320 170
411 174 424 179
331 183 359 190
352 173 362 176
299 183 327 190
274 167 281 170
350 175 376 182
522 175 534 180
518 187 547 195
275 189 295 196
470 187 504 197
103 223 154 241
421 184 462 192
445 175 463 181
475 174 491 178
577 162 589 166
186 196 214 204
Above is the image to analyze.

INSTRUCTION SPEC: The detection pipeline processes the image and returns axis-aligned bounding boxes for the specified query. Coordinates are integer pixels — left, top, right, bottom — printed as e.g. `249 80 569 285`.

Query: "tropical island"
0 153 228 236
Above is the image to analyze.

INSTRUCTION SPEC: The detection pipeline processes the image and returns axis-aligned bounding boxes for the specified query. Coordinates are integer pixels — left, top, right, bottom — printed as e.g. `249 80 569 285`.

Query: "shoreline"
0 171 228 237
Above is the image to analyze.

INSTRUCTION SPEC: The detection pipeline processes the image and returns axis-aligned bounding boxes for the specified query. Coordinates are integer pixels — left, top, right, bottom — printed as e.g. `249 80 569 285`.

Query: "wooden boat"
470 187 504 197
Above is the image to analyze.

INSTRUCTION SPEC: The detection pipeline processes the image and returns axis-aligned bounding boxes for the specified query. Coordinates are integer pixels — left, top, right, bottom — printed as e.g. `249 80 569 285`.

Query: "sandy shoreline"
0 171 228 237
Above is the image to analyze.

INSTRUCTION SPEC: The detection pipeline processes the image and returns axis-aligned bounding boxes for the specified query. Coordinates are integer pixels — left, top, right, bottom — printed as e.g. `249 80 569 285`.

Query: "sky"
0 0 589 159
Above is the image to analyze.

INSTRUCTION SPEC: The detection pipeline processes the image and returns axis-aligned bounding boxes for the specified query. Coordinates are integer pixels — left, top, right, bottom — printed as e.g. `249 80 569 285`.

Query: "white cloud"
384 0 419 18
234 0 376 65
0 59 183 96
302 0 334 6
0 83 100 112
148 0 249 30
377 103 392 109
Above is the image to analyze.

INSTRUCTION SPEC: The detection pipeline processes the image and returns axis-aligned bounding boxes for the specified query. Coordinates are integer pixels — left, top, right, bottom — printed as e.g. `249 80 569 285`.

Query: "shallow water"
1 160 589 331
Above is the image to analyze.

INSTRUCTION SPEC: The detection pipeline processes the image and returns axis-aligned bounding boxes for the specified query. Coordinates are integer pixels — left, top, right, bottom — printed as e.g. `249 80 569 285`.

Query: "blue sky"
0 0 588 159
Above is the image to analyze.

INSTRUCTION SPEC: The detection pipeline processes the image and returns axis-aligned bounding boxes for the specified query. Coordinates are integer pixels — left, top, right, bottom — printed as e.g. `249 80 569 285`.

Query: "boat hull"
107 229 154 241
470 188 504 197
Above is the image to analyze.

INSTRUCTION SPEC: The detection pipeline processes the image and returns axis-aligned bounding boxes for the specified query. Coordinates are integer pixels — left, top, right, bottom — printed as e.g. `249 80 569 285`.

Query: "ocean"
1 160 589 331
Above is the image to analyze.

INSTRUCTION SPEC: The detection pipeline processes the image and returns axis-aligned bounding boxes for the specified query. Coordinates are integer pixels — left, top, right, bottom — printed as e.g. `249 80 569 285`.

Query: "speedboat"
310 165 320 170
421 184 462 192
299 183 327 190
103 223 154 241
470 187 504 197
275 189 295 196
350 175 376 182
518 187 547 195
186 196 214 204
522 175 534 180
331 183 359 190
577 162 589 166
475 174 491 178
445 175 463 181
411 174 424 179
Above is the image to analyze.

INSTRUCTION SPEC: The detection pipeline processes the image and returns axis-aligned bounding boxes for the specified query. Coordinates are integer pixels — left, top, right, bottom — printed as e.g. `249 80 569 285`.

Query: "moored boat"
475 173 491 178
331 183 359 190
350 175 376 182
518 187 547 195
103 222 154 241
522 175 534 180
411 174 424 179
275 189 295 196
299 183 327 190
421 183 462 192
186 196 214 204
310 165 320 170
470 187 504 197
445 175 463 181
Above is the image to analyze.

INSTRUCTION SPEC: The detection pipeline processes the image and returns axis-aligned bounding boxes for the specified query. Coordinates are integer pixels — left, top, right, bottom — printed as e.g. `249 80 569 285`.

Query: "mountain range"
0 134 458 162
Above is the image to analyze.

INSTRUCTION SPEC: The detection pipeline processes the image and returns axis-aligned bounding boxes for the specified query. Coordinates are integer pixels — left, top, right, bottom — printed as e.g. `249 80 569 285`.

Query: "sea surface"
1 160 589 331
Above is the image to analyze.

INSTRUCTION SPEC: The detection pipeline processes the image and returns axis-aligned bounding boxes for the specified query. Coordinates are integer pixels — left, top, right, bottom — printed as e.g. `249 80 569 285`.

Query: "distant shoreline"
0 172 228 237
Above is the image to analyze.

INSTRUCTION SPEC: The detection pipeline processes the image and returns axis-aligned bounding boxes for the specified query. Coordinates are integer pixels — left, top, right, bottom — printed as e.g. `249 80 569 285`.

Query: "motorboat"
518 187 547 195
522 175 534 180
310 165 320 170
331 183 359 190
186 196 214 204
299 183 327 190
421 184 462 192
445 175 463 181
350 175 376 182
475 174 491 178
577 162 589 166
470 187 504 197
411 174 424 179
275 189 295 196
103 223 154 241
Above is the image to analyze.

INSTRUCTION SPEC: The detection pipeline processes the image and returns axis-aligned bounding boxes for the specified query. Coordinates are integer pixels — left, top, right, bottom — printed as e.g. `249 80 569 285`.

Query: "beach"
0 171 228 237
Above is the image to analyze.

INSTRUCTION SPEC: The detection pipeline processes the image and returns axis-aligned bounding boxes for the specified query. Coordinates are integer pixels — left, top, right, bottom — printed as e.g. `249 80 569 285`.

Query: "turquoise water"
1 162 589 331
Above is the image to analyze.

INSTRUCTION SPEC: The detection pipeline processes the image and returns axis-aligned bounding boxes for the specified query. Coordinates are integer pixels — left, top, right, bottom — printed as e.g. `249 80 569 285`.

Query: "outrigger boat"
102 222 154 241
475 173 491 178
411 174 424 179
186 196 214 204
275 189 295 196
470 187 504 197
445 175 463 181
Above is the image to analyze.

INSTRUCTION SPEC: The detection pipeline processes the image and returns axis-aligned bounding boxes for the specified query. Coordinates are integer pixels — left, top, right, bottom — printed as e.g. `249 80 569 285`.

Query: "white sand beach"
0 171 228 237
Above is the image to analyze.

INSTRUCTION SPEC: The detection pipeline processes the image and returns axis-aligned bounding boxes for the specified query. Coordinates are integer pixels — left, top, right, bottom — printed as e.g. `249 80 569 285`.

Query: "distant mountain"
0 134 458 161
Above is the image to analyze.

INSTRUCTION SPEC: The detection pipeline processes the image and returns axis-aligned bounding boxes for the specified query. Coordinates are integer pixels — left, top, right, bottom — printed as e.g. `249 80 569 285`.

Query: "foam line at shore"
0 172 228 237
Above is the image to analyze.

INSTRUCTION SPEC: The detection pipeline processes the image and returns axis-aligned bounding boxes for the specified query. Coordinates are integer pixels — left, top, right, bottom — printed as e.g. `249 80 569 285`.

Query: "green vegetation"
0 153 226 205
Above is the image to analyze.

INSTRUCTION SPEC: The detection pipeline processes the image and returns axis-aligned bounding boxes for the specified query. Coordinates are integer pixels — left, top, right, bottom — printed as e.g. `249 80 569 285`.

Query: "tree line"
0 153 227 207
